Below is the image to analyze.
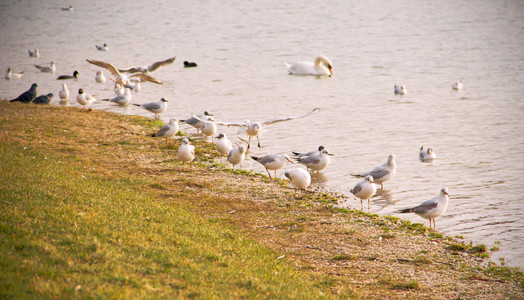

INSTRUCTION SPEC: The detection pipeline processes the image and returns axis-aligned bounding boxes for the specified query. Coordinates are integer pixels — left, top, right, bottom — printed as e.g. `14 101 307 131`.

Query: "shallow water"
1 0 523 268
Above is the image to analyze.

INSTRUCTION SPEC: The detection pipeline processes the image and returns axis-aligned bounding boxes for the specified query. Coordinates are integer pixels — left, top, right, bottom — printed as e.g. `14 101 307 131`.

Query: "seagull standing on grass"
151 117 179 144
178 138 195 164
350 175 377 211
181 111 213 134
284 168 311 197
133 98 168 119
251 154 294 179
76 88 96 111
398 188 450 229
215 133 233 159
227 145 247 169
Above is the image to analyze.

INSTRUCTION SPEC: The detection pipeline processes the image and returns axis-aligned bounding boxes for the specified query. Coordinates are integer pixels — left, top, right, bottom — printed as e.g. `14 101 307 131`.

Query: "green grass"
0 143 327 299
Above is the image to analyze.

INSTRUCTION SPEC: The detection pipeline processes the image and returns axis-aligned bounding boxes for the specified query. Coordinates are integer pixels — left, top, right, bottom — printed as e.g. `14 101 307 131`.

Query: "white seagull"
103 88 132 106
419 146 437 162
35 61 56 73
28 49 39 58
181 111 213 134
201 117 217 141
215 133 233 158
151 117 179 144
398 188 450 229
86 59 163 87
124 80 141 92
284 168 311 197
227 145 247 169
95 70 106 83
285 55 333 76
360 154 396 190
251 154 294 179
394 85 407 95
133 98 168 119
193 107 320 149
452 81 463 90
117 56 177 74
350 175 377 211
5 68 24 80
96 43 108 51
59 83 69 106
292 145 325 159
295 148 334 173
76 88 96 111
178 138 195 164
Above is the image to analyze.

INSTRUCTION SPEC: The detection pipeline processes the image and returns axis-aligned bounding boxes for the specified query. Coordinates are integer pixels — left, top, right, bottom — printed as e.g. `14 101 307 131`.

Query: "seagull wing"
191 114 245 127
118 66 142 73
129 73 162 84
142 102 162 110
154 123 171 137
146 56 176 72
411 199 438 214
350 182 363 196
262 107 320 125
362 165 389 180
86 59 120 77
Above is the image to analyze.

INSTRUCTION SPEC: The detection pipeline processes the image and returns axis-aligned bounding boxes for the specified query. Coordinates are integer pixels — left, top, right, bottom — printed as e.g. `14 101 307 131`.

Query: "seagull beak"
287 158 294 164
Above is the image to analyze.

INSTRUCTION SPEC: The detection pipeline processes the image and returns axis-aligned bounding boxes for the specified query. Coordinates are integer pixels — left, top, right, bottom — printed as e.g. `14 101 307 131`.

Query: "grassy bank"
0 102 522 299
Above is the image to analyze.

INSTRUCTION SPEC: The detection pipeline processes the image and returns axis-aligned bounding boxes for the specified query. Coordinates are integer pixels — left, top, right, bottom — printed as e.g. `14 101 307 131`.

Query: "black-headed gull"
452 81 463 90
295 148 333 173
350 175 377 211
5 68 24 80
35 61 56 73
124 80 141 92
284 168 311 197
133 98 167 119
59 83 69 106
151 117 179 144
86 59 163 86
419 146 436 162
181 111 213 134
193 107 320 149
398 188 449 229
360 154 396 190
292 145 325 158
178 138 195 164
57 70 78 80
10 83 37 103
201 117 217 141
227 145 247 168
117 56 176 74
251 154 294 179
32 93 54 105
215 133 233 158
394 85 407 95
285 55 333 76
76 88 96 111
95 43 108 51
61 6 73 11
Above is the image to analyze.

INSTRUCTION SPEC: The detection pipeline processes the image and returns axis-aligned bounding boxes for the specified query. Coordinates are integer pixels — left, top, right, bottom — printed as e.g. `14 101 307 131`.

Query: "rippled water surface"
1 0 523 268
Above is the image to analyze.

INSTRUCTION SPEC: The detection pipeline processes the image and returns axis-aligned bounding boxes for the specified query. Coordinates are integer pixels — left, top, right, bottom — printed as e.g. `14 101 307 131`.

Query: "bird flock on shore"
4 15 462 229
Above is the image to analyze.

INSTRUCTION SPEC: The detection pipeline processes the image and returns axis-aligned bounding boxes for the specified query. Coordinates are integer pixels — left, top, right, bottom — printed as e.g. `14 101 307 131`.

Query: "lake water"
1 0 523 268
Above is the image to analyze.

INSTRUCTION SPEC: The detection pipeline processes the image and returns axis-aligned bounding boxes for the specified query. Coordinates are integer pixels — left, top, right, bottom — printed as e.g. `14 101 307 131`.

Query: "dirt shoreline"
1 102 522 298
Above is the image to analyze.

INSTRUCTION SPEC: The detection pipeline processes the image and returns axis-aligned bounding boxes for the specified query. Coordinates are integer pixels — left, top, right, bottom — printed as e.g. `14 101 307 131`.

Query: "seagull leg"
367 198 370 212
257 135 261 148
266 169 272 179
274 170 277 179
360 199 363 210
380 183 384 190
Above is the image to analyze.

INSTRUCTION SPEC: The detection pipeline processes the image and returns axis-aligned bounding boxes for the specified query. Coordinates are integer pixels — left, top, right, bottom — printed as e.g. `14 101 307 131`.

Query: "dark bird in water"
32 93 54 105
184 61 198 68
10 83 38 103
57 70 79 80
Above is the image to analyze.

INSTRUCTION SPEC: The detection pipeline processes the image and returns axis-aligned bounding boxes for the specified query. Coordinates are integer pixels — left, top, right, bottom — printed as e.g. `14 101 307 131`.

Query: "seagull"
28 49 39 58
285 55 333 76
215 133 233 158
193 107 320 149
86 59 163 87
76 88 96 111
95 70 106 83
292 145 325 159
350 175 377 211
360 154 396 190
394 85 407 95
57 70 79 80
251 154 294 179
398 188 450 229
133 98 168 119
114 85 124 96
5 68 24 80
181 111 213 134
284 168 311 197
32 93 54 105
103 88 132 106
59 83 69 106
35 61 56 73
201 117 217 141
178 138 195 164
452 81 463 90
95 43 108 51
184 61 198 68
295 148 334 173
227 145 247 168
124 80 141 92
10 83 37 103
419 146 437 162
117 56 177 74
61 5 73 11
151 117 179 144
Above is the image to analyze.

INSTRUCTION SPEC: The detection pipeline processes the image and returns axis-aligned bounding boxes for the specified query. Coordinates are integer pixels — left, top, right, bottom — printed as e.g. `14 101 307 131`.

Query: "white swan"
285 55 333 76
